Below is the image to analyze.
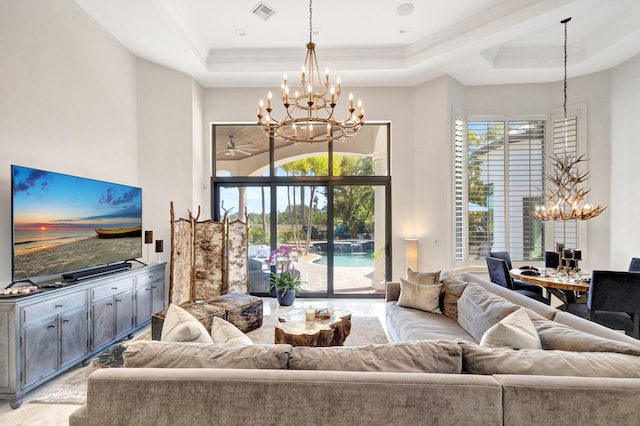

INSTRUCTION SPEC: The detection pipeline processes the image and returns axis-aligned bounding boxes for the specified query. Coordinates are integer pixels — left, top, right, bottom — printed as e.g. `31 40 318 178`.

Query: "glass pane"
333 185 386 295
218 185 272 293
214 125 270 177
334 124 388 176
274 141 329 176
276 185 328 295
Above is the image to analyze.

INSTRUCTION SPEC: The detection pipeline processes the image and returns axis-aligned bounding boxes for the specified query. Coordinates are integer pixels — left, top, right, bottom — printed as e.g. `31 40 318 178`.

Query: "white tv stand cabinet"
0 263 165 408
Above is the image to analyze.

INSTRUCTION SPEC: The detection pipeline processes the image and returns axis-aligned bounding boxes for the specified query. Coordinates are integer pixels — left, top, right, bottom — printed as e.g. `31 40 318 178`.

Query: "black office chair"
566 270 640 339
629 258 640 272
545 251 560 269
488 251 546 297
485 256 549 304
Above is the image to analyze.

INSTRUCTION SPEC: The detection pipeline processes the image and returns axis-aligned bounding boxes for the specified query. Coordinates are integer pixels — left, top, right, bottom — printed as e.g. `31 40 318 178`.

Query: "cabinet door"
60 306 89 367
135 284 152 327
151 280 165 314
115 290 134 337
92 298 115 349
22 319 58 387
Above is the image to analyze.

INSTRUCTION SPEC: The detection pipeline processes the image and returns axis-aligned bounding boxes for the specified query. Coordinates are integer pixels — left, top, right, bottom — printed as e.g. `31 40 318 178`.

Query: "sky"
12 165 142 230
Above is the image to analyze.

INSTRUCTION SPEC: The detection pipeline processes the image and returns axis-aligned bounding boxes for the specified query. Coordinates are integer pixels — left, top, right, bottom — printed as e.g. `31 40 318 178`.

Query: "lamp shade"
405 239 419 271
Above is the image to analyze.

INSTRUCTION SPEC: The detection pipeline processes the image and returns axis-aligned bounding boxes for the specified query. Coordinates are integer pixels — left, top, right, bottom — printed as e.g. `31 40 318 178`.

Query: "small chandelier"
257 0 364 143
530 17 605 221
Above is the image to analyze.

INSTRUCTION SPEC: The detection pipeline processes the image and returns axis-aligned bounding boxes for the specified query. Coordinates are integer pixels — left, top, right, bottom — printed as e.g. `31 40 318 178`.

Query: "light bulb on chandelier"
256 0 364 143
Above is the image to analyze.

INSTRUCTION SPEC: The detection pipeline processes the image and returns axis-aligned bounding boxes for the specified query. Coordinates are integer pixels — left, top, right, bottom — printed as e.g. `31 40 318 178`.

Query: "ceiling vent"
252 2 277 21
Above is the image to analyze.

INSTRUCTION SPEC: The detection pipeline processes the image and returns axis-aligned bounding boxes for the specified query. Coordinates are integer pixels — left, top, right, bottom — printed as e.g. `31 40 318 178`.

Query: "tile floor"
0 297 387 425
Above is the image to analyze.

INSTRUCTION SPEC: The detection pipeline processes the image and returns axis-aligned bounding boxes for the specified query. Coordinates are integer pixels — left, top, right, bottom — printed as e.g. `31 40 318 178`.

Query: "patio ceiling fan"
217 135 257 157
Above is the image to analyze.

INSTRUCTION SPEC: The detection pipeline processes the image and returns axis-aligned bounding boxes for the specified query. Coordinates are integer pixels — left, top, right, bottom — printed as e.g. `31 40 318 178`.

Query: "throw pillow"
407 268 441 285
397 278 442 314
439 277 469 320
480 308 542 349
161 303 213 344
210 316 254 345
290 340 462 373
456 283 520 342
123 341 291 369
458 340 640 378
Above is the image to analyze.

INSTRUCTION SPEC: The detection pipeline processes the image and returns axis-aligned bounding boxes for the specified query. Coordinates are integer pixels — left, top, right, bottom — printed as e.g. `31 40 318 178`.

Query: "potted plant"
268 246 304 306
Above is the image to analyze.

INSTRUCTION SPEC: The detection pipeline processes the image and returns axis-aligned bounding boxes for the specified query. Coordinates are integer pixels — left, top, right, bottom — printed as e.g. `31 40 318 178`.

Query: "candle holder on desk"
557 248 582 278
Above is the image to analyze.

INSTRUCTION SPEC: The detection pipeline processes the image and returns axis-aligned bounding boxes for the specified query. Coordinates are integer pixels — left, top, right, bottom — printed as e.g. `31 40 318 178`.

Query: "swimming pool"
315 253 375 268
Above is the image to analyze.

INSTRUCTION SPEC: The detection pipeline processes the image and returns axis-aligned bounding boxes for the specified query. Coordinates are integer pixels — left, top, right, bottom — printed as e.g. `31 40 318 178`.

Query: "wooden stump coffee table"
274 308 351 347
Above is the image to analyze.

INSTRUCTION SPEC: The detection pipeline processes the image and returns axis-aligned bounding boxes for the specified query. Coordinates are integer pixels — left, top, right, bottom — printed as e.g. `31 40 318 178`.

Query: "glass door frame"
211 124 392 299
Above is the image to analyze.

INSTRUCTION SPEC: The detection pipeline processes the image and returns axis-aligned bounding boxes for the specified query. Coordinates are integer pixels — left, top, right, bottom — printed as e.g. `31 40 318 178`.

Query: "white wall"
610 54 640 269
136 59 199 266
0 0 137 284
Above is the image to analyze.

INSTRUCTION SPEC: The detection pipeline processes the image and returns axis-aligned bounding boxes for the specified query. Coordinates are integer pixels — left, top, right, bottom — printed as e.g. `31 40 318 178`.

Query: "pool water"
316 253 375 268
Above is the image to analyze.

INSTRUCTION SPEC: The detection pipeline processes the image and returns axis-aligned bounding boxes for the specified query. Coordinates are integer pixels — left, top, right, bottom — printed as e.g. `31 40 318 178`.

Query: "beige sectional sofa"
70 272 640 426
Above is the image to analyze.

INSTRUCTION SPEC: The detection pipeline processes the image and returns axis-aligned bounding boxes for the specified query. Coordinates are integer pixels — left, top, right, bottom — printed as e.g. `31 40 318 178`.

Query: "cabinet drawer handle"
55 304 63 308
152 285 157 289
48 324 56 329
107 302 113 306
116 299 122 302
111 287 118 290
145 288 150 291
63 319 70 323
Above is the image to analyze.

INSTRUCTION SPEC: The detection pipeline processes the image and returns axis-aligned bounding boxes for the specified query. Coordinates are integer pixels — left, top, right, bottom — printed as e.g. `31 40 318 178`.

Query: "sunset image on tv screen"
12 165 142 281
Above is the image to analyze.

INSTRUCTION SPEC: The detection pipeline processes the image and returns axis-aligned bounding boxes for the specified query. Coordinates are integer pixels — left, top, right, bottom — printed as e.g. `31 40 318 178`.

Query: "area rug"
30 315 388 405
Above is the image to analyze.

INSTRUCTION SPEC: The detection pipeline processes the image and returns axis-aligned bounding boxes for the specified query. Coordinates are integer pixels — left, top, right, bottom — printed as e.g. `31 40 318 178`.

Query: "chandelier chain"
309 0 313 44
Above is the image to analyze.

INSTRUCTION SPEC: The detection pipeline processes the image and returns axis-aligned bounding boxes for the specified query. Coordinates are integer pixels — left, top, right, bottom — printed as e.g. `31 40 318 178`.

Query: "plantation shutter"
552 116 578 248
454 118 465 262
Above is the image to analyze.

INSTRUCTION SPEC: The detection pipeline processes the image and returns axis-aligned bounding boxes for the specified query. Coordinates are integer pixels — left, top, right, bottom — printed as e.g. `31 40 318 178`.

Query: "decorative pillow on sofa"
210 317 254 345
123 341 292 369
439 277 469 321
407 268 441 285
458 340 640 378
524 309 640 355
456 283 520 342
480 308 542 350
161 303 213 344
397 278 442 314
290 340 462 373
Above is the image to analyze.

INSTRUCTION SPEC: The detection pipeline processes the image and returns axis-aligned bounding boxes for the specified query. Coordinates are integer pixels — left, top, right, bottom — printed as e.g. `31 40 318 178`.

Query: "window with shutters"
551 116 578 249
454 119 546 262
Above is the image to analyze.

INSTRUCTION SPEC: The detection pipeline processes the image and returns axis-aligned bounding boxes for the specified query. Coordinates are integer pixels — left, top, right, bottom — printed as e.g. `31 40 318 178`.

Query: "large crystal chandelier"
530 17 605 221
257 0 364 143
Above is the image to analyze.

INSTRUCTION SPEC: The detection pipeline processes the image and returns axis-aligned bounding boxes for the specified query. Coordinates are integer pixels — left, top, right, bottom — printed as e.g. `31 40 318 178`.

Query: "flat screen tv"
11 165 142 282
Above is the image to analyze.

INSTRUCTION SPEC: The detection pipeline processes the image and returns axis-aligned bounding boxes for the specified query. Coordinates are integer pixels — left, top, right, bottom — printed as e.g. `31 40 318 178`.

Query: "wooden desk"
510 268 589 307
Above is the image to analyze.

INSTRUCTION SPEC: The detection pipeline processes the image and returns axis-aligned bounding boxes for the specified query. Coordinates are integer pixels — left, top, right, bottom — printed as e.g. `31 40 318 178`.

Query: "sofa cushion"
210 316 253 345
480 308 542 350
123 340 291 369
458 340 640 378
407 268 441 285
290 340 462 374
397 278 442 314
161 303 213 344
439 277 469 321
458 272 558 320
525 310 640 355
553 311 640 346
386 302 474 342
456 283 520 342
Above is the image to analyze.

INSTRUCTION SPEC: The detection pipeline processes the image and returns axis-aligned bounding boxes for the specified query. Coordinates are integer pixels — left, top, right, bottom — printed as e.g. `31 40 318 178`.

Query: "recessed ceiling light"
235 29 246 37
396 3 415 17
399 26 409 34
